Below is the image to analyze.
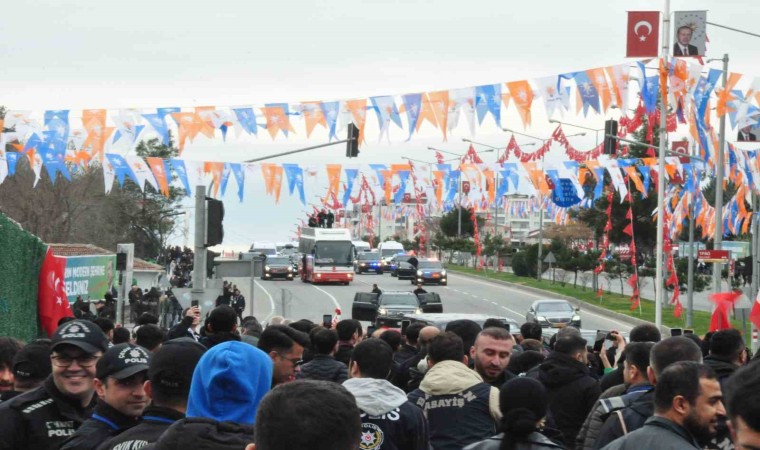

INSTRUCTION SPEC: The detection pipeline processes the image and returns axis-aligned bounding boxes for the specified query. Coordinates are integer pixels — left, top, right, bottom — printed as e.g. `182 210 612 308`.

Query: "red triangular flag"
750 295 760 330
597 288 604 298
622 223 633 236
630 294 641 311
674 301 683 318
38 248 72 336
708 291 740 332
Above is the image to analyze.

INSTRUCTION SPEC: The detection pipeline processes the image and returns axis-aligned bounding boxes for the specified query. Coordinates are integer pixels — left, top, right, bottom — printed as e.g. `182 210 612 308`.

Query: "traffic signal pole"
192 185 207 305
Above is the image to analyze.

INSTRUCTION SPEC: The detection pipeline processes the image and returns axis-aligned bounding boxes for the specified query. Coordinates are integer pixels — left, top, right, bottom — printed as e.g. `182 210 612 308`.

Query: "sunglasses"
277 353 303 367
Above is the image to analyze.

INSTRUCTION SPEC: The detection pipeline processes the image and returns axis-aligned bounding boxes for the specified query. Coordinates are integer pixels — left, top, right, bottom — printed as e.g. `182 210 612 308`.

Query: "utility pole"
653 0 671 330
457 177 462 237
712 54 729 294
192 185 207 305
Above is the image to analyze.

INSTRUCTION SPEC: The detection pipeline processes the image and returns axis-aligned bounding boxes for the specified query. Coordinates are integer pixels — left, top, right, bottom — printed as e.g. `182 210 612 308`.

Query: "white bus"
299 228 355 284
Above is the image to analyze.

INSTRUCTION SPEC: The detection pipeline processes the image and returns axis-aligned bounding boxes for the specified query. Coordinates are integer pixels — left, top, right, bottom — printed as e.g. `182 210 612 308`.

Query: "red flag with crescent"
626 12 660 57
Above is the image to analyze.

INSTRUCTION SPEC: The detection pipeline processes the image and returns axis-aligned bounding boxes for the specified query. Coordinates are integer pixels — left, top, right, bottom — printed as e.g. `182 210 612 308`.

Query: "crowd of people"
160 246 194 289
0 306 759 450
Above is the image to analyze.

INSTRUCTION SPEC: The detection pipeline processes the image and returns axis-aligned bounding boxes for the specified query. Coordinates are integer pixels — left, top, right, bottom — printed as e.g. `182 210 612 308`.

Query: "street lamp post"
462 138 536 241
548 119 604 149
503 128 585 280
427 147 495 238
708 54 729 294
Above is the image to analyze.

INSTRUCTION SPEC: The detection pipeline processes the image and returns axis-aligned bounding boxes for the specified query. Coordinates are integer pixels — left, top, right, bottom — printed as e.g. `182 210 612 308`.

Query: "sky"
2 0 760 251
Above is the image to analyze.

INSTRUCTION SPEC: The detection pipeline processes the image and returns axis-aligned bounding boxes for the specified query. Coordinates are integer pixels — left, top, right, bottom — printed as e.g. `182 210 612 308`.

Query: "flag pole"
654 0 671 331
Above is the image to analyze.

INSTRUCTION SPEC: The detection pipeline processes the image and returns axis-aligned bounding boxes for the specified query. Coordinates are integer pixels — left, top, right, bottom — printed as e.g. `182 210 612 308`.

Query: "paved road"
228 271 634 333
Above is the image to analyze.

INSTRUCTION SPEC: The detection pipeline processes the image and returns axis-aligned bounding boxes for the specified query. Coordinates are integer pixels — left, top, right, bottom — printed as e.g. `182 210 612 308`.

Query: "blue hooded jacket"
186 340 272 425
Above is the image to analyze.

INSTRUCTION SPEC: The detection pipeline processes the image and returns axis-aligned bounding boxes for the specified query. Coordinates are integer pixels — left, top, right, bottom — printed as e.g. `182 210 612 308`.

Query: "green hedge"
0 213 47 341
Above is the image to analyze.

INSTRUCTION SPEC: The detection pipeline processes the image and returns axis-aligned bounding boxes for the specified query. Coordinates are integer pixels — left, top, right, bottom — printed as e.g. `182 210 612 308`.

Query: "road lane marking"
310 284 343 313
447 272 632 330
254 280 277 322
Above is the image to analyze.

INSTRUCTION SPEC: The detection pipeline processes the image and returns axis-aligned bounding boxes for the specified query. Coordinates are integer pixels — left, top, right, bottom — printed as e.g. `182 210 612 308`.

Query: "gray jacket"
599 416 701 450
464 432 564 450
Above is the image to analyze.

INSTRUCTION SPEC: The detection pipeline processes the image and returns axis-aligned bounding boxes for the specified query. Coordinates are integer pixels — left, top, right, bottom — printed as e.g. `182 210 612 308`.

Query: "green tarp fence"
0 212 47 341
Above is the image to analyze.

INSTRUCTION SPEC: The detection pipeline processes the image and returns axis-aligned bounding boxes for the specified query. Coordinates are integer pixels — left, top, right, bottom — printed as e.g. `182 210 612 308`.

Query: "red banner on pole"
626 11 660 57
38 248 72 336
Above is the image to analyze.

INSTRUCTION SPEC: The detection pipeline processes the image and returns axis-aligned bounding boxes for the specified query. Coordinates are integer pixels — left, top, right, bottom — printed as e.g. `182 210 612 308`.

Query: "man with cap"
0 341 54 401
0 320 109 450
60 343 151 450
98 338 207 450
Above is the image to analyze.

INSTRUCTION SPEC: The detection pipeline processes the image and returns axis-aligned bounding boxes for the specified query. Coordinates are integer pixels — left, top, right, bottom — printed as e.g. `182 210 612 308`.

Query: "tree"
571 118 661 256
482 233 509 269
0 130 185 259
438 207 484 237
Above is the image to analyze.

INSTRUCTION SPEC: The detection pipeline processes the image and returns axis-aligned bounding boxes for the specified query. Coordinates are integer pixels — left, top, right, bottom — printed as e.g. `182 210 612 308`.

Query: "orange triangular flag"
587 68 612 112
428 91 450 141
416 93 439 132
261 106 295 140
171 113 204 152
506 80 535 127
345 99 368 145
204 162 225 197
146 157 170 197
195 107 218 139
325 164 342 202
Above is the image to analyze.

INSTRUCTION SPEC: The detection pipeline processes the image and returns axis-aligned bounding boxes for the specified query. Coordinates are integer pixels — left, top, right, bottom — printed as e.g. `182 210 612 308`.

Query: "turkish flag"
750 293 760 330
626 11 660 57
38 248 72 336
708 291 741 332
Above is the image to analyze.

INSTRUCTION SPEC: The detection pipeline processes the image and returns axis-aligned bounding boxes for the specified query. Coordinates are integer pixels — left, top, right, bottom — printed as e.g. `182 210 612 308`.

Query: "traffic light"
206 250 220 278
604 120 618 155
346 123 360 158
206 198 224 247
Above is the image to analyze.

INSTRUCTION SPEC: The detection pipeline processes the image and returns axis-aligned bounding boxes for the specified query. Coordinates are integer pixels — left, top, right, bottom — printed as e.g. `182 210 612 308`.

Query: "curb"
449 269 670 333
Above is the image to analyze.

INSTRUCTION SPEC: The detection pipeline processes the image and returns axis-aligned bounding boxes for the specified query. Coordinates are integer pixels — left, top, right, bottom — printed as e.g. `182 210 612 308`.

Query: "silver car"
525 299 581 328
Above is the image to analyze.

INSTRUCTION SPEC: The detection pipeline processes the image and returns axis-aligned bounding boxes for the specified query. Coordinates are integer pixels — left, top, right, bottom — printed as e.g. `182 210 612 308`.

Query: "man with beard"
258 325 310 386
600 361 725 450
470 327 515 387
724 361 760 450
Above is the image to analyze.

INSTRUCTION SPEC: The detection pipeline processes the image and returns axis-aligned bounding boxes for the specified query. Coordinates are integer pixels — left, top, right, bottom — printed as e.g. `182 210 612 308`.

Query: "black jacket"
0 376 97 450
599 416 701 449
704 356 737 382
594 389 654 449
334 342 354 366
296 354 348 383
96 406 184 450
199 332 241 349
576 384 652 450
60 400 140 450
146 417 254 450
394 344 418 366
464 432 564 450
167 316 200 341
536 353 601 447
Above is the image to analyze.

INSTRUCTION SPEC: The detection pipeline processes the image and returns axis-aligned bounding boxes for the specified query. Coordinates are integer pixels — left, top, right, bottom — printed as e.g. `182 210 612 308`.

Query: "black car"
351 291 442 323
413 259 447 285
353 251 383 274
262 256 295 281
390 255 417 279
525 299 581 328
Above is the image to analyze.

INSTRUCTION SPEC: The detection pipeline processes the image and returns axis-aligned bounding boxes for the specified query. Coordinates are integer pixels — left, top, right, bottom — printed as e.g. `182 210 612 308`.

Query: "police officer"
0 320 109 450
60 343 151 450
98 338 206 450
